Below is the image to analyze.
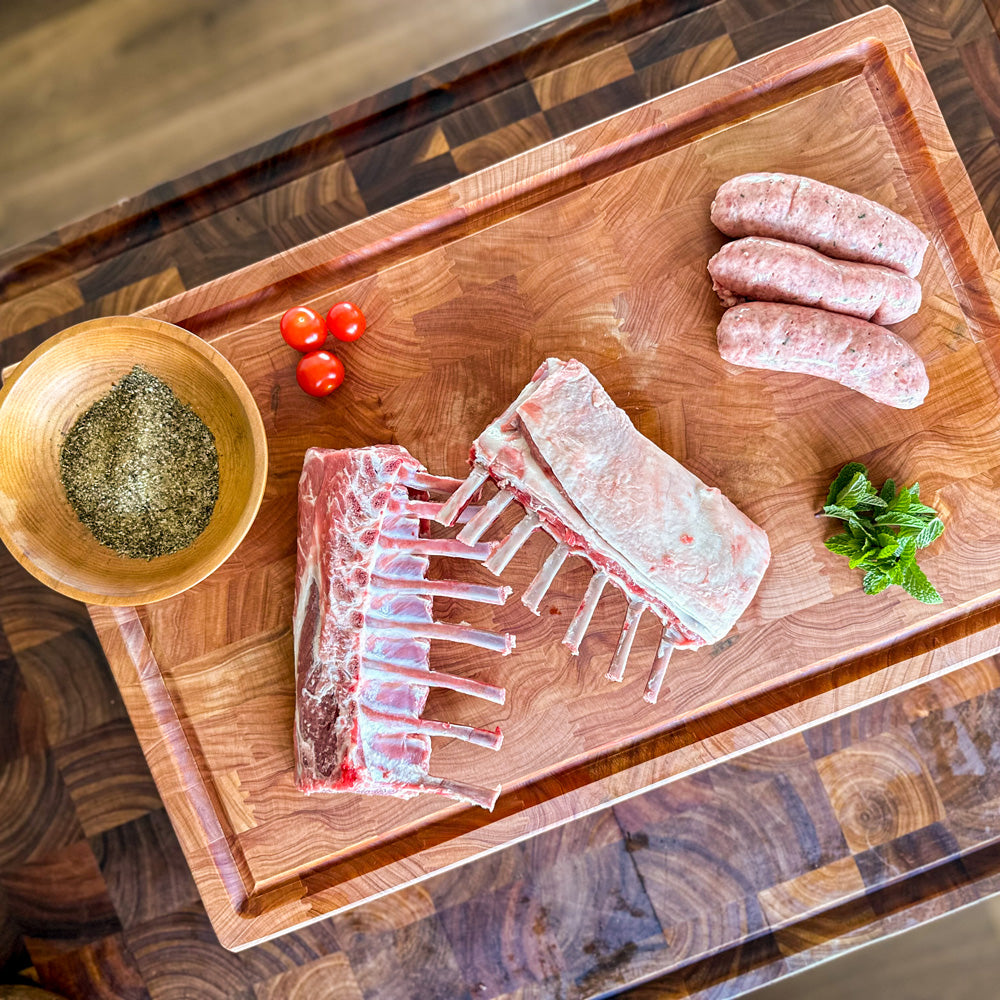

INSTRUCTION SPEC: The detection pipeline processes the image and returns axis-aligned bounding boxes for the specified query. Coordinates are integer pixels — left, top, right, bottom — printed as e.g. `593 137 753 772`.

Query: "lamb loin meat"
294 444 514 811
436 358 770 703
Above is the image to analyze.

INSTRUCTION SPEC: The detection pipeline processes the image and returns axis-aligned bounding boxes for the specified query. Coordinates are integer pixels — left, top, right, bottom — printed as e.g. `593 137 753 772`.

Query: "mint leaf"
880 478 896 503
888 487 911 512
863 569 891 594
826 463 868 506
888 558 909 585
848 550 873 569
915 517 944 549
823 503 860 521
825 534 861 557
899 560 943 604
824 504 879 535
874 511 933 530
836 471 875 509
858 496 888 512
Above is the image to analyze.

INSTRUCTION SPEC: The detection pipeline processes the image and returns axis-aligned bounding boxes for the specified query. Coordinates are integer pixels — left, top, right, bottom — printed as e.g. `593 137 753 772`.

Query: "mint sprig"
821 463 944 604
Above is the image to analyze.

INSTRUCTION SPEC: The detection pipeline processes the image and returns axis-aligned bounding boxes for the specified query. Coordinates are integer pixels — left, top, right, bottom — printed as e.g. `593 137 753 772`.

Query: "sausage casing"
708 236 922 325
710 173 929 278
716 301 929 409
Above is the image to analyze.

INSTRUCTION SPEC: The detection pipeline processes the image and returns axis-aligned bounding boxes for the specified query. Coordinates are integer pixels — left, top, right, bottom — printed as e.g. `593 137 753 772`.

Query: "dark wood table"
3 1 1000 996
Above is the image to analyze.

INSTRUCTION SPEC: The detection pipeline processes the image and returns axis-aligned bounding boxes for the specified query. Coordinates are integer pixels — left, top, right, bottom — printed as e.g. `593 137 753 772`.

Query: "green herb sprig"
821 463 944 604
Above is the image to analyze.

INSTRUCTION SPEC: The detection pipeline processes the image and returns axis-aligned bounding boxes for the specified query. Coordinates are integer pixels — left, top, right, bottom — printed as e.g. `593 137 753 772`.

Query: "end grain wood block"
816 732 948 853
78 9 1000 948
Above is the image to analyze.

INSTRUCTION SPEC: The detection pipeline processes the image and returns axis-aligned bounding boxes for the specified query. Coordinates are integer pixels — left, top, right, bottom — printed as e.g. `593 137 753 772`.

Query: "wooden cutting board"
84 7 1000 949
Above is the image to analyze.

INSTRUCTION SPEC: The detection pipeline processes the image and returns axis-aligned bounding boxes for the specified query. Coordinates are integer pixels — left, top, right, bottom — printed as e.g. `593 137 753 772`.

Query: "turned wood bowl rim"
0 315 268 606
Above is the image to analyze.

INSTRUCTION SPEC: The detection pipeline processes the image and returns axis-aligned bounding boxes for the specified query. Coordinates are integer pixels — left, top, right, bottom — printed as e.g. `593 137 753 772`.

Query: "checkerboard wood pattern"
4 0 1000 996
67 0 1000 951
5 602 1000 997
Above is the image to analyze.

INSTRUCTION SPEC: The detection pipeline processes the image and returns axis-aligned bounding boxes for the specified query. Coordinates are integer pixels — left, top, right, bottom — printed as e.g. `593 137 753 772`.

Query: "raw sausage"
710 173 929 278
708 237 922 325
716 301 928 409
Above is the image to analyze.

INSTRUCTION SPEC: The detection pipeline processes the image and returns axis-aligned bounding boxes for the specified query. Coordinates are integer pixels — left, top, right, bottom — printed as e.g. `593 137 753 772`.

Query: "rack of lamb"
293 445 513 810
436 358 770 703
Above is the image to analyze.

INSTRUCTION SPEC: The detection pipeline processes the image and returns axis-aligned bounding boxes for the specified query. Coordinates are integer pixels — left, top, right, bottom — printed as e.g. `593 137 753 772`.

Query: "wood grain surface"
67 5 1000 949
0 0 578 253
4 0 1000 995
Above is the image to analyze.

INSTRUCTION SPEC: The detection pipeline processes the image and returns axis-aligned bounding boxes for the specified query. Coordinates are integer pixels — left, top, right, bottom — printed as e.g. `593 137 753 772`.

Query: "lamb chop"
436 358 770 703
293 444 513 811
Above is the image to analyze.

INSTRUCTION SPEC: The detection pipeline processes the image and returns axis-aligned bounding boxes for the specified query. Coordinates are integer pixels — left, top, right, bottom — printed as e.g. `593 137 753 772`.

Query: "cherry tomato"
280 305 326 352
326 301 366 342
296 350 345 397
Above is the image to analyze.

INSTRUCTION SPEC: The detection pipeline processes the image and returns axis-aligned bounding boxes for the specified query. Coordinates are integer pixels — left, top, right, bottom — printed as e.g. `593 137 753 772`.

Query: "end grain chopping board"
83 7 1000 948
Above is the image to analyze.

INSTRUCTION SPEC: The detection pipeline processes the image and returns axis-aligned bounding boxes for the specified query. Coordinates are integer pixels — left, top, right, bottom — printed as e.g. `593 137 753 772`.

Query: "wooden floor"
749 896 1000 1000
0 0 576 251
4 0 1000 997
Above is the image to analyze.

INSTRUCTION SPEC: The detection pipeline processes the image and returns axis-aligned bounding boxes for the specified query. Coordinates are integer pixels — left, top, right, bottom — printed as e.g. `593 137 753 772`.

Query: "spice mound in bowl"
0 316 267 606
60 365 220 560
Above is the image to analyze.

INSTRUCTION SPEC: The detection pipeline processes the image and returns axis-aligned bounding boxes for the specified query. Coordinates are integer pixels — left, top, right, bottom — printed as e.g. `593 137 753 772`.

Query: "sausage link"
708 237 922 325
716 301 928 409
710 173 929 278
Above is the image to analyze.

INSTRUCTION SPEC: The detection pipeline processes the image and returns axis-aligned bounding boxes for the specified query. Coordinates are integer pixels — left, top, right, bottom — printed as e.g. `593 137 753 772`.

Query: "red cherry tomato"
280 306 326 352
296 350 345 397
326 301 366 342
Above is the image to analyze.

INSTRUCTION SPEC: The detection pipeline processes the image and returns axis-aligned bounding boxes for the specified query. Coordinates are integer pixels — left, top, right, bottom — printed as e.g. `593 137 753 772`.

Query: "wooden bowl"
0 316 268 605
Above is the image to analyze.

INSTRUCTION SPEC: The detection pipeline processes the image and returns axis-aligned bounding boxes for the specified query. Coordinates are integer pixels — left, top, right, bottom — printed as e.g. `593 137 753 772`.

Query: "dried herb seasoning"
59 365 219 559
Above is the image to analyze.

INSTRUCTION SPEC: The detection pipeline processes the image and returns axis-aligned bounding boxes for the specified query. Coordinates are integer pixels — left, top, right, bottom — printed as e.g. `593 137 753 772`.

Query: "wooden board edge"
74 6 1000 949
88 604 256 915
0 0 667 293
858 12 1000 337
212 620 1000 948
89 583 1000 949
138 8 921 339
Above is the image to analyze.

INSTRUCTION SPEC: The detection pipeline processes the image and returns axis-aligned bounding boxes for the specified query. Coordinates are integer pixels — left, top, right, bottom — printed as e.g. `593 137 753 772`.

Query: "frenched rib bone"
436 358 770 703
293 445 513 810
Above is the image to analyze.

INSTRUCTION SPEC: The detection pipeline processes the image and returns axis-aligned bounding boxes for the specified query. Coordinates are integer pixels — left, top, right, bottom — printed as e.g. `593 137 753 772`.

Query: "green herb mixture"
59 365 219 560
821 463 945 604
